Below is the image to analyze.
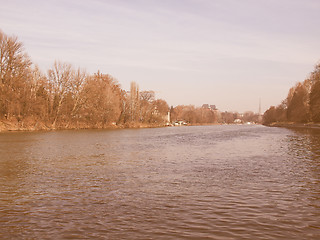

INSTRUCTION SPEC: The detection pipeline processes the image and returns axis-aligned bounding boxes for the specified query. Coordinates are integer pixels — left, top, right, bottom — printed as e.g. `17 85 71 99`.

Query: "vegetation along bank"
0 30 263 132
263 61 320 127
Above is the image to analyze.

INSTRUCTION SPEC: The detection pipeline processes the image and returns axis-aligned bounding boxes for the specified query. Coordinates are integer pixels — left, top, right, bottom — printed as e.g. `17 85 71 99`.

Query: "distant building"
174 120 187 126
210 105 217 110
202 104 218 111
234 118 242 124
202 104 209 109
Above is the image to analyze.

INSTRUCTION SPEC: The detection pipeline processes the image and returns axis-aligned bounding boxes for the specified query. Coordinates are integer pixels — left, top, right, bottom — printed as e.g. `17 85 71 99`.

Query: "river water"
0 125 319 239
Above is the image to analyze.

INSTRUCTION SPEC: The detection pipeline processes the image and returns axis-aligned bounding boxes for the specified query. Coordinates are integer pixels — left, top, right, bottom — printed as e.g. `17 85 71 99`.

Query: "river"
0 125 319 239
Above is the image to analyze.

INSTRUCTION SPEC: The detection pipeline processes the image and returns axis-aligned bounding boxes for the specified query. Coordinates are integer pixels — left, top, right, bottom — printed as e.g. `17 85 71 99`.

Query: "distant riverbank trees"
169 105 261 125
263 62 320 125
0 30 170 130
0 30 262 131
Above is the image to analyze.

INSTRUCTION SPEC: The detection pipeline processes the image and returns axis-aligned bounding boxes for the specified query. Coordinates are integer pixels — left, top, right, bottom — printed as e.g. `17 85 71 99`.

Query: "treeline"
170 105 219 124
263 62 320 124
0 30 169 130
170 105 261 125
0 30 262 131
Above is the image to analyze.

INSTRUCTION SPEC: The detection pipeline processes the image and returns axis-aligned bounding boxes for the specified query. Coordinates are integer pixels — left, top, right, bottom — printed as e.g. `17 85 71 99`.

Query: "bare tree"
139 91 155 122
29 65 50 120
286 81 310 123
80 73 122 126
47 61 74 127
310 63 320 122
0 30 31 119
69 68 87 119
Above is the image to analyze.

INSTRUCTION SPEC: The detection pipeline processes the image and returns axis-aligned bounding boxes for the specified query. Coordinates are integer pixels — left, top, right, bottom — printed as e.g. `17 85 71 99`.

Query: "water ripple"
0 125 319 239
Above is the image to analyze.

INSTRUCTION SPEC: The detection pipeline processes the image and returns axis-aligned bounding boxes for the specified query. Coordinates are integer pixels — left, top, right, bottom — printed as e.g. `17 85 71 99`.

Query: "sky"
1 0 320 113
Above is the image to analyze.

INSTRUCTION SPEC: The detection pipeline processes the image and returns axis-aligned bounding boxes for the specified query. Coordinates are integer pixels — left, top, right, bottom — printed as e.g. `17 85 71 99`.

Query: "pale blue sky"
1 0 320 112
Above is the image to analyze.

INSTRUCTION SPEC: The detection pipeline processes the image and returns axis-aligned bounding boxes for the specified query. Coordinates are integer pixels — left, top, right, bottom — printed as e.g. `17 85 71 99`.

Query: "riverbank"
0 119 167 133
0 119 262 133
265 122 320 129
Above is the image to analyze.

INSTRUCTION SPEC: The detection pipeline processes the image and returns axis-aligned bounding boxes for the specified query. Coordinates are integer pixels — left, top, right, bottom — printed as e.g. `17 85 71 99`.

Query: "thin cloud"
1 0 319 112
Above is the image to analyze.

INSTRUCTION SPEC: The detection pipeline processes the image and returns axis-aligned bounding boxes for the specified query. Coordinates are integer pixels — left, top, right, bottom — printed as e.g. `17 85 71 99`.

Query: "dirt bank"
264 122 320 129
0 119 167 133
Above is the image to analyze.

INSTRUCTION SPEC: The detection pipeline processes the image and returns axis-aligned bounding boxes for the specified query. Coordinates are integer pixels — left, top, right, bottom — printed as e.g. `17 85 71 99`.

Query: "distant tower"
259 98 261 115
258 98 263 123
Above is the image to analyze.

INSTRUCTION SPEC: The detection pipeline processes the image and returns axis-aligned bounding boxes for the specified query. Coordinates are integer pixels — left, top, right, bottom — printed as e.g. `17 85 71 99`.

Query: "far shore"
264 122 320 129
0 120 168 133
0 120 263 133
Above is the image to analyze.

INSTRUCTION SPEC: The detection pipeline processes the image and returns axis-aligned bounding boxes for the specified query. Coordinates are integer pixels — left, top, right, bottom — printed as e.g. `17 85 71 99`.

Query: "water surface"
0 125 319 239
